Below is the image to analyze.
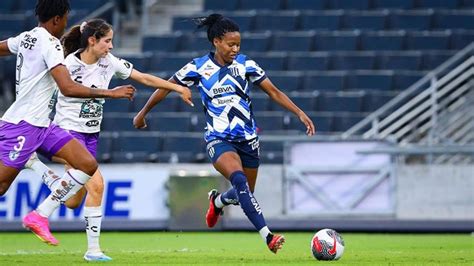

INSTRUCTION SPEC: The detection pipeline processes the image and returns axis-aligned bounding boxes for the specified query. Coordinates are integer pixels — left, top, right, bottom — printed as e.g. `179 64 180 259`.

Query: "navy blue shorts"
206 137 260 168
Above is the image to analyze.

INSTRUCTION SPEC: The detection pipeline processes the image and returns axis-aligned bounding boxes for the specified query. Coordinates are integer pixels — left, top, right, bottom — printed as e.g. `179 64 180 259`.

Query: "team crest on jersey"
229 66 241 77
9 151 19 161
79 99 103 119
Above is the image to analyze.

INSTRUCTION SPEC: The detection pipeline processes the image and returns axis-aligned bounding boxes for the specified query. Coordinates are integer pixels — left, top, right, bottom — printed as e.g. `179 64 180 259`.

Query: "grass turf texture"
0 232 472 265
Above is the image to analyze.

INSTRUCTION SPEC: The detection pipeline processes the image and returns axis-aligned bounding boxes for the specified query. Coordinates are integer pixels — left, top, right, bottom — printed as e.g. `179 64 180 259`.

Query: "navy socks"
229 171 266 231
220 188 238 205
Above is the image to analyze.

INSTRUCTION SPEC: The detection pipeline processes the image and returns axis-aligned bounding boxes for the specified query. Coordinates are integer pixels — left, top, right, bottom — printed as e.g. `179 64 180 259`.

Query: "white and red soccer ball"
311 228 345 260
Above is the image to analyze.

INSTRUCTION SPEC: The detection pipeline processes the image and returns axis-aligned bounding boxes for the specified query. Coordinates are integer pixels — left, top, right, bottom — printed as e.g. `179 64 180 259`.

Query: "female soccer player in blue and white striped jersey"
134 13 315 254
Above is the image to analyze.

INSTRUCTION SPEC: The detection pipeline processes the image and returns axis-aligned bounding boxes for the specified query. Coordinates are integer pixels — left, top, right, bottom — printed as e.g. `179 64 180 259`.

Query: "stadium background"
0 0 472 236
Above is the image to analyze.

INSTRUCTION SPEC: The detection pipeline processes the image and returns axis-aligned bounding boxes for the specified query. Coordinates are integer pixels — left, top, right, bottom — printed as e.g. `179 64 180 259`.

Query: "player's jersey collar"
208 52 234 68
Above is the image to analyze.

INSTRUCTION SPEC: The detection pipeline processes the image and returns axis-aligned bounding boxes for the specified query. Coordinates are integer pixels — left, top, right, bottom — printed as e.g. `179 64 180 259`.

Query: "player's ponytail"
61 25 81 56
61 19 112 57
193 13 239 44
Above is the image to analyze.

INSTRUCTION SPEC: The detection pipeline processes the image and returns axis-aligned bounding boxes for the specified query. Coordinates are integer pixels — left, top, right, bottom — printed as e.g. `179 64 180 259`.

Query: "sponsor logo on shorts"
208 147 215 158
206 139 222 150
206 139 222 159
248 138 259 151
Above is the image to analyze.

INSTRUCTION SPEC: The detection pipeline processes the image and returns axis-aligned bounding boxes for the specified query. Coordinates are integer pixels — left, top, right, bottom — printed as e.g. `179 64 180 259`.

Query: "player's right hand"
133 113 147 129
110 85 136 100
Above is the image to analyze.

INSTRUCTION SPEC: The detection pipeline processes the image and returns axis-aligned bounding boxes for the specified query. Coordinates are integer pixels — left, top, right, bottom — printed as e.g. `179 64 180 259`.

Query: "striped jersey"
173 52 266 142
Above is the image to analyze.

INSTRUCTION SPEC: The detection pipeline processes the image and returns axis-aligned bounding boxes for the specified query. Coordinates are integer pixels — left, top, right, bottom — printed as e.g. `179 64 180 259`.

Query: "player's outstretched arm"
129 69 194 107
133 82 173 129
0 41 12 56
51 65 135 99
259 78 316 136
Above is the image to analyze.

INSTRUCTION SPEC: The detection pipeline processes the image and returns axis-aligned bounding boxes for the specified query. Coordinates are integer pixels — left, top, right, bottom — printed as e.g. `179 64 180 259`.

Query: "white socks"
214 194 225 208
28 159 60 189
36 169 91 217
84 206 103 252
259 226 271 243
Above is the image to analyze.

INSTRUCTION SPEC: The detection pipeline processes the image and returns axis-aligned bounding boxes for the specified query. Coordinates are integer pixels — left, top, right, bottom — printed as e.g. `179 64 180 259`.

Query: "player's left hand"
177 85 194 107
299 112 315 136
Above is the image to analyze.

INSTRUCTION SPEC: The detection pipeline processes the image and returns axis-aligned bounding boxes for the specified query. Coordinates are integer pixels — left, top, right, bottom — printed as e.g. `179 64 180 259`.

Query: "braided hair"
193 14 240 45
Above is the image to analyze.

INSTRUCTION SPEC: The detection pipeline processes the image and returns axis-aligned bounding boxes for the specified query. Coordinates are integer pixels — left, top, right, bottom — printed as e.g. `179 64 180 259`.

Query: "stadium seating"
149 53 195 72
330 0 371 10
304 72 346 92
362 91 397 112
433 11 474 30
342 12 387 31
96 134 113 163
285 0 327 10
389 10 433 31
259 139 284 164
249 52 287 71
271 32 314 52
112 134 162 163
293 113 333 132
3 0 471 163
406 31 451 50
204 0 239 11
314 32 360 51
254 12 299 31
0 15 26 36
346 71 394 91
371 0 414 9
330 53 376 70
142 33 183 53
332 113 365 131
316 92 365 112
300 11 342 30
241 33 271 52
377 52 422 71
239 0 283 10
266 71 304 91
360 32 406 51
287 53 329 71
254 112 288 132
102 113 136 132
147 114 192 132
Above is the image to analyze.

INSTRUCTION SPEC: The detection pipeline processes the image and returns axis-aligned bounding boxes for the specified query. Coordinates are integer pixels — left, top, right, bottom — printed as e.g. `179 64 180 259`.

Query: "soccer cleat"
24 152 39 169
22 211 59 246
205 189 223 228
84 251 113 262
267 234 285 254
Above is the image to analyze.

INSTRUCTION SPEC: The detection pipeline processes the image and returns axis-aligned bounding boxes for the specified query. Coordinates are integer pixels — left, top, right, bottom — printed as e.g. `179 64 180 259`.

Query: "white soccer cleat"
83 251 112 262
24 152 39 169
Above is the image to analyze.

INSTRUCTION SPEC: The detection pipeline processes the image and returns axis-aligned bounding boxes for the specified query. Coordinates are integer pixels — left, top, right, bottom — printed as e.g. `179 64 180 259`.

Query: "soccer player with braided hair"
134 13 315 254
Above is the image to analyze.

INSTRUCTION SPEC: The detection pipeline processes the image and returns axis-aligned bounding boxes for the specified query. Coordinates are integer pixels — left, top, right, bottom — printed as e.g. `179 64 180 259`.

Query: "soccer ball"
310 228 345 260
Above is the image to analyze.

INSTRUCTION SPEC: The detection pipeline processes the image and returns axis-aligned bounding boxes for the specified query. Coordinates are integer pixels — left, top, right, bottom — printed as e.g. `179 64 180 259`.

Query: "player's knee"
78 156 98 176
230 171 247 189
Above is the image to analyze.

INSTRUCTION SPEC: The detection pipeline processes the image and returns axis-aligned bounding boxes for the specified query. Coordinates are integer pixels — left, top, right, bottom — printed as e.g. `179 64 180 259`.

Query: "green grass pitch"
0 232 472 265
